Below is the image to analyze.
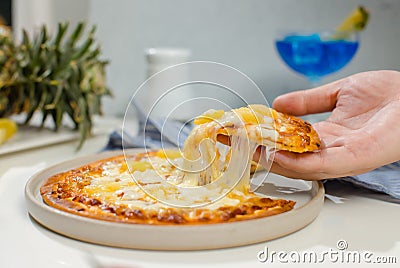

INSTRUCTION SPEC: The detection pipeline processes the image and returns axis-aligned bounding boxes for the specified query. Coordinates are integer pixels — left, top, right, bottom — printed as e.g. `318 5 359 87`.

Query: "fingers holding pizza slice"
182 104 321 187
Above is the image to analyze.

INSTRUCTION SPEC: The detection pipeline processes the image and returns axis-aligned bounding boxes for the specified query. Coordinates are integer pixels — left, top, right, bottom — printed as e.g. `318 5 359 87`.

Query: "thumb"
273 79 342 116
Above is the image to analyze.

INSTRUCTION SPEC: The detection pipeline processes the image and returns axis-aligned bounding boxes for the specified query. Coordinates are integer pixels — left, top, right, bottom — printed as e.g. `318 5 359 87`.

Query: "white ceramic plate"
25 149 324 250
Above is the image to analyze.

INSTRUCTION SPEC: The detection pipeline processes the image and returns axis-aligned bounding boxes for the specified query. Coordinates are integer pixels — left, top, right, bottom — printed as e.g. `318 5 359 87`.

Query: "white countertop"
0 118 399 267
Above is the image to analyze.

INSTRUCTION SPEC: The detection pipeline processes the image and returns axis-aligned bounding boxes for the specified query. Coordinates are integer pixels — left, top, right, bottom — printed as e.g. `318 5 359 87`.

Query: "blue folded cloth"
104 114 400 199
104 100 192 150
341 163 400 199
104 117 191 150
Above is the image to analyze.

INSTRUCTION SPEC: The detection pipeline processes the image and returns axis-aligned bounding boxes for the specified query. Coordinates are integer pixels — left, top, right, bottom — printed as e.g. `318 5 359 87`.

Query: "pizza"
40 105 320 225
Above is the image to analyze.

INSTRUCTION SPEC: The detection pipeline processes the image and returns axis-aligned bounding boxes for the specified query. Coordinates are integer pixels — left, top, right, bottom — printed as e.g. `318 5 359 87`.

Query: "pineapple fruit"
0 118 17 144
337 5 369 33
0 22 110 148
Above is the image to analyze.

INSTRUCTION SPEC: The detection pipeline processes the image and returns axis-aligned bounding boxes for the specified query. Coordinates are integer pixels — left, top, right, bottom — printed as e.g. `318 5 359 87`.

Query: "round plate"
25 149 324 250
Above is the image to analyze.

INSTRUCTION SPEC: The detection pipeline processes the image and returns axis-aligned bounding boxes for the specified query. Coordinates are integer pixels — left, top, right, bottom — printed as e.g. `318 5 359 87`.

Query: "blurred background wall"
13 0 400 116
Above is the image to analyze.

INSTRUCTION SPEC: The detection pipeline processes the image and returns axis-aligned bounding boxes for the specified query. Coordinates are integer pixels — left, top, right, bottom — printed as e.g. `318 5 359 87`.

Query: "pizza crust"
272 110 321 153
212 106 321 153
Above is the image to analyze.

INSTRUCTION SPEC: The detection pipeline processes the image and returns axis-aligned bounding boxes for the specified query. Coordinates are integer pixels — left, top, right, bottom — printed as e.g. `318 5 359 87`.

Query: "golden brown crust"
217 108 321 153
272 110 321 153
40 154 295 225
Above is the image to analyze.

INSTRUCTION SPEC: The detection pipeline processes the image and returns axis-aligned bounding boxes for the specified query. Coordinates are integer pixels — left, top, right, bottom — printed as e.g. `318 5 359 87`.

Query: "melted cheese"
181 105 277 191
83 158 248 212
85 105 279 210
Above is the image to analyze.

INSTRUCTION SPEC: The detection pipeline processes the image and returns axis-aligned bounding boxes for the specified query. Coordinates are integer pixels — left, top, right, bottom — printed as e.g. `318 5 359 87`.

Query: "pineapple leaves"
0 21 110 149
54 23 68 48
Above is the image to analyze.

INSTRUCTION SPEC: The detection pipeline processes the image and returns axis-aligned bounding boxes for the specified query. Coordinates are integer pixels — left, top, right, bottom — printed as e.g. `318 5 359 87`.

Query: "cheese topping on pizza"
41 152 296 224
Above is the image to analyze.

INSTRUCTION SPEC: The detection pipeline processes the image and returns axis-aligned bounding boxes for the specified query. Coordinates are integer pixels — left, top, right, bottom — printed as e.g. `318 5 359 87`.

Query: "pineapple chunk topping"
130 161 153 172
120 161 153 173
156 149 182 159
233 107 264 124
248 104 273 117
194 109 224 125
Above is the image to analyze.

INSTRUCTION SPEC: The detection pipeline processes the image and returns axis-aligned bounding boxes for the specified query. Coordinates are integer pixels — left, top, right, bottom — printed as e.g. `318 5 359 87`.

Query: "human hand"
259 70 400 180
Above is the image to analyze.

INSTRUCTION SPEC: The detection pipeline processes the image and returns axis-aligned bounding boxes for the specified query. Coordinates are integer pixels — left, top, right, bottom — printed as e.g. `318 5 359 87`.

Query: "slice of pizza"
182 104 321 187
190 104 321 153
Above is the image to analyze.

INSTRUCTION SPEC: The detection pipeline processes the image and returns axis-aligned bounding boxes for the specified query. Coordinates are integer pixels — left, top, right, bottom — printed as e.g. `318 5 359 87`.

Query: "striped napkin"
104 113 400 199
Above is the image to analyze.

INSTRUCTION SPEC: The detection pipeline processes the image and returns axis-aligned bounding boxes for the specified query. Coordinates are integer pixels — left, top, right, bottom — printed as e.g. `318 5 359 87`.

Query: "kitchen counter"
0 118 399 267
